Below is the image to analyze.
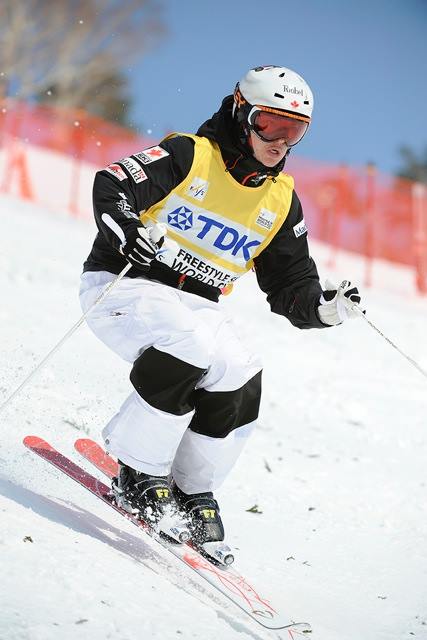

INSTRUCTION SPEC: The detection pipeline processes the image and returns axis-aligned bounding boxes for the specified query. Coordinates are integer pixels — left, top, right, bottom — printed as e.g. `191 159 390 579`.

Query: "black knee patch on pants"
189 370 262 438
130 347 205 415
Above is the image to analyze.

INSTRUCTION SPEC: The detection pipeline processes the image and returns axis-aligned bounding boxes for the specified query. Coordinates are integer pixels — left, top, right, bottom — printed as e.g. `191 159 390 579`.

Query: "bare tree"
0 0 165 122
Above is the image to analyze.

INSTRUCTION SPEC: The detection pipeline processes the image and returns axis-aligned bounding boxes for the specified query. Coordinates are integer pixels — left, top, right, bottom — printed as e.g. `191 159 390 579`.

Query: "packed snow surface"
1 195 427 640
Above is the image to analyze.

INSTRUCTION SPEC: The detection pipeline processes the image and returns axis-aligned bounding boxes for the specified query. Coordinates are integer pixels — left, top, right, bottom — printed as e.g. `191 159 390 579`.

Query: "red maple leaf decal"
290 100 300 108
147 148 163 157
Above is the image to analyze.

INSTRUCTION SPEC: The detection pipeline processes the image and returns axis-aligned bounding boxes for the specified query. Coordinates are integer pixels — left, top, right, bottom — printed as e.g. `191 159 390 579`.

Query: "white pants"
79 271 262 493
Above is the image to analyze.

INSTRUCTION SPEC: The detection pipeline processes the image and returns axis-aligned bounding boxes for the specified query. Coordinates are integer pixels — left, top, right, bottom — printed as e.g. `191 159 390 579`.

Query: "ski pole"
352 305 427 381
0 263 132 417
0 223 171 417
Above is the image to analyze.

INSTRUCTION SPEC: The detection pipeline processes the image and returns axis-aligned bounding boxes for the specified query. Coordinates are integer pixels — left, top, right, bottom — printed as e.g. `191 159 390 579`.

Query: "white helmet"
233 65 313 147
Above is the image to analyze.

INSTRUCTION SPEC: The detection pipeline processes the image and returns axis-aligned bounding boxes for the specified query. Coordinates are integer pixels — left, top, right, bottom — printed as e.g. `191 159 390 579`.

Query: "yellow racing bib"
140 133 294 289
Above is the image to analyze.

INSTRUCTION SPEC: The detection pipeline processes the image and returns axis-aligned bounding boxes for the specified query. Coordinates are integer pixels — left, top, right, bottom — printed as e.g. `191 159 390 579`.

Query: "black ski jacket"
84 96 326 329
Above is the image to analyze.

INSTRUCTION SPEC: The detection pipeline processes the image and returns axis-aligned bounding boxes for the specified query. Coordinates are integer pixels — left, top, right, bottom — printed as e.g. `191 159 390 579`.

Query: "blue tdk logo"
197 215 261 261
168 206 193 231
166 209 261 262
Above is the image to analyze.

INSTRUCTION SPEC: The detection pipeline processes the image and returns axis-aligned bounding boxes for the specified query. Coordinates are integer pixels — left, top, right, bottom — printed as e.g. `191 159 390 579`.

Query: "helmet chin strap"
283 147 291 164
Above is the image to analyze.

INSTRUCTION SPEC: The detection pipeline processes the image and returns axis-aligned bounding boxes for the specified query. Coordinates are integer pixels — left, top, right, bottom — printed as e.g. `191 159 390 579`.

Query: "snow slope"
1 194 427 640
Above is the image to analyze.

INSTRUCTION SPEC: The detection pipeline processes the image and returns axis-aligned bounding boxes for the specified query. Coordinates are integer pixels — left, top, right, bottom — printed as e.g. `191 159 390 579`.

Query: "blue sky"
126 0 427 175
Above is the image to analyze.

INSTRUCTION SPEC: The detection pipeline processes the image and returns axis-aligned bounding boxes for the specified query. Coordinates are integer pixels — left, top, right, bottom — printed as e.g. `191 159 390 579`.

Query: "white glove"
154 235 180 264
317 279 364 326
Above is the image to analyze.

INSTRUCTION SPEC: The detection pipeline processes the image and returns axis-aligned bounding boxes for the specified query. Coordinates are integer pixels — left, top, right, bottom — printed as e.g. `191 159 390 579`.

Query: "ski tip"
74 438 93 448
23 435 51 450
74 438 99 453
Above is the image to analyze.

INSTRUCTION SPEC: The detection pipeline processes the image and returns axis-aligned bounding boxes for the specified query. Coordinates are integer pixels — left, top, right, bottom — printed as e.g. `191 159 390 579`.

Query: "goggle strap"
254 105 310 124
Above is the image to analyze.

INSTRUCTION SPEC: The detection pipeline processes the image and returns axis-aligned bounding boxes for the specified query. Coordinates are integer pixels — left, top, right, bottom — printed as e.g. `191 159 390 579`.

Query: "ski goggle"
248 106 310 146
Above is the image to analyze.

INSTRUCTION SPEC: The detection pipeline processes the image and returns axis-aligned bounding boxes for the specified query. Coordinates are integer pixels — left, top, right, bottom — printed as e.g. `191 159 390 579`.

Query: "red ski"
24 435 311 636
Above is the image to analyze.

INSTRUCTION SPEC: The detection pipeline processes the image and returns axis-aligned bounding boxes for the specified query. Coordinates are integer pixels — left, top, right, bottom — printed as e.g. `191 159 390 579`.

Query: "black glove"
120 223 166 271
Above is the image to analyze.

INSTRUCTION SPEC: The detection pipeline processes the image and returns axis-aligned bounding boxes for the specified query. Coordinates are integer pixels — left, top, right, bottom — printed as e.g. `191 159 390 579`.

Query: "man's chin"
261 157 283 168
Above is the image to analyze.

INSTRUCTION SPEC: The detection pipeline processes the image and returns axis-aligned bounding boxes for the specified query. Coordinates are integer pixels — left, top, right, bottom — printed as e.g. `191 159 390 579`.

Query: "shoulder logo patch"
119 157 147 183
293 218 308 237
135 146 169 164
105 163 127 181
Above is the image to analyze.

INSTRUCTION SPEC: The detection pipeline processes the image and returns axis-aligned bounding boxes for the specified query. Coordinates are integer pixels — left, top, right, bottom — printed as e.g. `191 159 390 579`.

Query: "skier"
80 65 363 558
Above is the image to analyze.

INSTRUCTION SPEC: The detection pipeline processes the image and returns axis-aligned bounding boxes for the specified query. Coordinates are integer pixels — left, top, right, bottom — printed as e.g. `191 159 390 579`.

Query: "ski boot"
112 461 190 543
172 483 234 566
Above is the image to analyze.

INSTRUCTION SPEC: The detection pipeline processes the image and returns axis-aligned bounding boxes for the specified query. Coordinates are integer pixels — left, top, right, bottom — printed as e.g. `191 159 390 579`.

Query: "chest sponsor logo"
105 164 127 181
168 206 194 231
120 157 147 183
166 207 261 262
186 177 209 201
293 218 308 237
135 146 169 164
256 208 277 230
171 248 238 287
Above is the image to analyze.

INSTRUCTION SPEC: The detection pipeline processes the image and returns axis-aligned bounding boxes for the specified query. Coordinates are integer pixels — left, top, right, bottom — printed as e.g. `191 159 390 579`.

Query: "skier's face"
249 131 288 167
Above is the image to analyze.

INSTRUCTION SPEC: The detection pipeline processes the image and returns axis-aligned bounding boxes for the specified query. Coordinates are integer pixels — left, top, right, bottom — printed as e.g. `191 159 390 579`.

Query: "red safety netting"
290 159 422 267
1 100 426 293
0 99 152 166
